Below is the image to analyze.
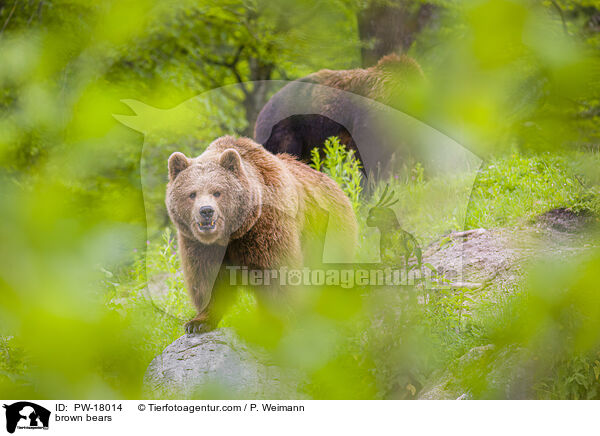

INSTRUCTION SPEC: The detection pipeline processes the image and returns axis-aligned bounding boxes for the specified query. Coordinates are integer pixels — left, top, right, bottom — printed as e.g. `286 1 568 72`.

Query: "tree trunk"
241 58 273 137
357 0 436 67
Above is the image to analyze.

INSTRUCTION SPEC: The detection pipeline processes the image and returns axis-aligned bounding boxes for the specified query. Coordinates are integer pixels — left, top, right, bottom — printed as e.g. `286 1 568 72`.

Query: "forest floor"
416 207 600 399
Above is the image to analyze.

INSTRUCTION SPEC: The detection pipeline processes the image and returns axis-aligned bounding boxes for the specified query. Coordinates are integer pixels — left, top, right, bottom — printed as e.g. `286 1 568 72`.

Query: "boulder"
143 328 302 399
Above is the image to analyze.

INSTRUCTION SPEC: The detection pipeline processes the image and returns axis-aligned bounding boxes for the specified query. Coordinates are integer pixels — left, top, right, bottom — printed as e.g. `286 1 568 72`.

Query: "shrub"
310 136 363 210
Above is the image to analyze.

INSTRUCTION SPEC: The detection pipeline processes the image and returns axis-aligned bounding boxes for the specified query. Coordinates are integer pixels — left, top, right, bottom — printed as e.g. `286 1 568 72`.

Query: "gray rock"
424 217 598 300
143 328 303 399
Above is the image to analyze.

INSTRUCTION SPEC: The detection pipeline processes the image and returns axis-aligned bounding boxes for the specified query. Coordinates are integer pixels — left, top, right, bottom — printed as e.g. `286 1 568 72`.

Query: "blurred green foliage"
1 0 600 399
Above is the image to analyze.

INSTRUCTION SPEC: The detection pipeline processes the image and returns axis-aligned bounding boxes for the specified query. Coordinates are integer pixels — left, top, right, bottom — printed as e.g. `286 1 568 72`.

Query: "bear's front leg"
178 234 230 334
184 272 237 334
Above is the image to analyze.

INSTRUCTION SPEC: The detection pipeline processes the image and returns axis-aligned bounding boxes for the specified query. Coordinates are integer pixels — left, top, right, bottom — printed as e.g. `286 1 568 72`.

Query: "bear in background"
166 136 357 333
254 54 425 176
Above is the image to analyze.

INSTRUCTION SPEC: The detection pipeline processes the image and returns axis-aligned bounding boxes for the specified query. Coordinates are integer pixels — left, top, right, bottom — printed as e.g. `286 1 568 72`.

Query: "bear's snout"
199 206 215 222
197 205 218 230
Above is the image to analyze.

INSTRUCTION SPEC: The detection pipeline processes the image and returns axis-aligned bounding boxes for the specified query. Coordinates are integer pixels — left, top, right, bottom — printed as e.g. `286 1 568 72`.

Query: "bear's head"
166 148 262 246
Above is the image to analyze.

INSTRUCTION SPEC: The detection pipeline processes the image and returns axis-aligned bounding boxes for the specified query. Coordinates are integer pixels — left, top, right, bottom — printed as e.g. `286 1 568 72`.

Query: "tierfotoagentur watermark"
226 265 454 289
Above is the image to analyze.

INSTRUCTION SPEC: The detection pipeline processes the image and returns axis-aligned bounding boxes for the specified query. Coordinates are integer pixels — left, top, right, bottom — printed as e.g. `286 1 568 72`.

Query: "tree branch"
1 0 18 35
200 46 250 96
27 0 43 26
550 0 569 35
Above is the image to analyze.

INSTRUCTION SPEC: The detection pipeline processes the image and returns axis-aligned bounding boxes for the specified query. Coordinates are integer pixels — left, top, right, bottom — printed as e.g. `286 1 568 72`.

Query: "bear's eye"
189 192 196 199
213 191 221 198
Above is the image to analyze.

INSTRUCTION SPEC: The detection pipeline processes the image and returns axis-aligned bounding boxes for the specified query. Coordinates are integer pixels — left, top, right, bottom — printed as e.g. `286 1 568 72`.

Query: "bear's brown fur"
166 136 357 333
254 54 425 176
304 54 424 102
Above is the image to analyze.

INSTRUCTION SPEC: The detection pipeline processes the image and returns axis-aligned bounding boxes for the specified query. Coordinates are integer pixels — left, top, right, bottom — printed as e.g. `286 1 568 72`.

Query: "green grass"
357 150 600 251
102 228 193 370
360 170 476 247
466 151 600 229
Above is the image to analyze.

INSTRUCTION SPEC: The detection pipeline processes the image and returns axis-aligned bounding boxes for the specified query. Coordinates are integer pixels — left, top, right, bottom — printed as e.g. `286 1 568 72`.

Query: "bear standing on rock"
166 136 358 333
254 54 425 175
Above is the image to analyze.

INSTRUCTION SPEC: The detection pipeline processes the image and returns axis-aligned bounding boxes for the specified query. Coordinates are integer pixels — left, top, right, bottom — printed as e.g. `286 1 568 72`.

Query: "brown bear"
166 135 358 333
254 54 425 178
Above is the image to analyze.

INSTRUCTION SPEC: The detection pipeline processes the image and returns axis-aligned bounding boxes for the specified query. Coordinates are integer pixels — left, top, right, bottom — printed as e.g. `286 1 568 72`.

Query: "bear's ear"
219 149 243 175
168 152 190 181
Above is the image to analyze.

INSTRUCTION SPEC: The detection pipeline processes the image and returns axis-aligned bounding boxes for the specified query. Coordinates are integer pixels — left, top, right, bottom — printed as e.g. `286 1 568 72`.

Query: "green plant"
0 336 27 389
536 352 600 399
426 286 474 333
411 162 425 185
310 136 363 210
421 264 474 334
